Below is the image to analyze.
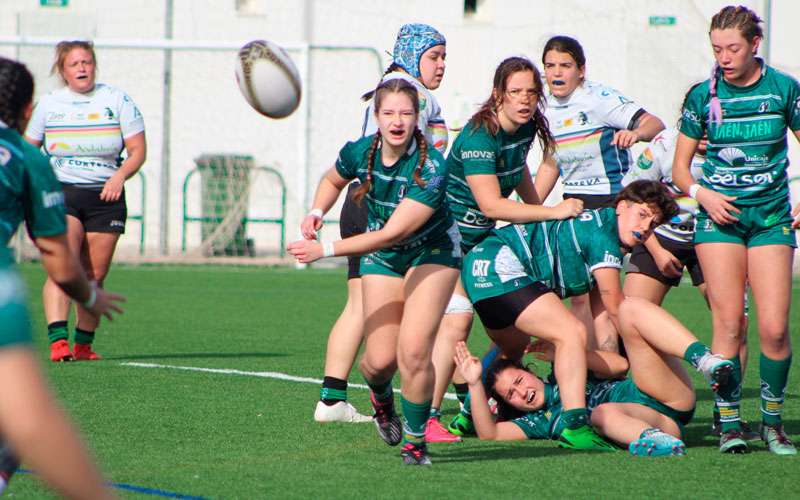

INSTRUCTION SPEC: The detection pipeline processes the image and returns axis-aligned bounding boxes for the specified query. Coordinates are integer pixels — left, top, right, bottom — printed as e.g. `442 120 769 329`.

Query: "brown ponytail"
361 63 405 101
351 131 381 206
412 128 428 189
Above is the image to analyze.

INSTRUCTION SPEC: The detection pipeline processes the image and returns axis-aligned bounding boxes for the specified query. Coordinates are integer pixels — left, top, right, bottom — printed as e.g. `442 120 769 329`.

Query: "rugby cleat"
558 425 617 451
72 343 101 361
628 428 687 457
719 428 749 454
370 391 402 446
49 339 73 362
424 417 462 443
710 417 759 441
760 424 797 456
696 354 734 391
0 444 19 495
314 401 372 423
447 412 476 437
400 442 432 466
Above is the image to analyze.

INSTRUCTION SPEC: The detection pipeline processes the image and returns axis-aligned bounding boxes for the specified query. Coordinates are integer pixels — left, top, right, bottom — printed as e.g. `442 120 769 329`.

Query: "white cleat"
314 401 373 423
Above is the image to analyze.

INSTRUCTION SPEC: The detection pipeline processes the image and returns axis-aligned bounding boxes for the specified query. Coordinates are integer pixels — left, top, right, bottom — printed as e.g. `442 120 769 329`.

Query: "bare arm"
793 130 800 228
642 233 682 278
288 197 435 263
673 132 740 225
612 112 665 149
532 154 560 202
300 167 351 240
0 348 115 499
468 173 580 223
453 342 528 441
529 340 629 378
592 267 624 333
101 132 146 202
34 234 124 320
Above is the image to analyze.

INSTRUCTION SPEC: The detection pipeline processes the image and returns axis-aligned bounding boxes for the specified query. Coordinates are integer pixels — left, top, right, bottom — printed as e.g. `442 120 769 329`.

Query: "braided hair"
351 78 427 206
0 58 35 134
707 6 764 125
469 56 555 156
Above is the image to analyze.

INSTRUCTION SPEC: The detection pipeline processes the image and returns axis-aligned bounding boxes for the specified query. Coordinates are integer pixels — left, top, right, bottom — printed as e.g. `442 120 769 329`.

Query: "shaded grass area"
8 264 800 499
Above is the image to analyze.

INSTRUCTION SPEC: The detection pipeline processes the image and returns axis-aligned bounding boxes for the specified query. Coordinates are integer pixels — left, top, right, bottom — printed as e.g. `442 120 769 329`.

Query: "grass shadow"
430 442 607 463
695 387 760 402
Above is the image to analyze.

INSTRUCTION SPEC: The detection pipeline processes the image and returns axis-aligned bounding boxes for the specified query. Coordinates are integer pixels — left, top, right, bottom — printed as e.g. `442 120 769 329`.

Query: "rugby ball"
235 40 302 119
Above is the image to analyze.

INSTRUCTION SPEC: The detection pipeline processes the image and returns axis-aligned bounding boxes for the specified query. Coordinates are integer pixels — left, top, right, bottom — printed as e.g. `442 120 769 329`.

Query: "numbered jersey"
335 134 451 252
493 207 623 298
546 80 643 196
25 83 145 187
446 120 535 251
362 71 448 155
622 128 704 243
680 61 800 206
0 123 67 268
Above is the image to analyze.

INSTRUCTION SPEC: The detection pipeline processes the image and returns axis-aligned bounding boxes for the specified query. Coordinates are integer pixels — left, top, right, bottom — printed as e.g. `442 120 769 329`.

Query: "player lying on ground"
453 296 734 456
449 180 678 448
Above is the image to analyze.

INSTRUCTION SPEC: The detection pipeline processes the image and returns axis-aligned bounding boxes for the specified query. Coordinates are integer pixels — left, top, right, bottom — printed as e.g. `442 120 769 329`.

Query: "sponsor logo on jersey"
602 251 621 266
681 108 700 124
47 111 66 122
706 171 774 187
0 147 10 166
783 226 792 235
426 174 444 192
702 219 715 232
110 220 125 228
88 113 101 120
418 94 427 112
41 190 65 208
461 150 495 161
71 113 87 121
717 147 747 167
712 120 773 141
48 142 71 152
637 148 654 169
758 101 770 113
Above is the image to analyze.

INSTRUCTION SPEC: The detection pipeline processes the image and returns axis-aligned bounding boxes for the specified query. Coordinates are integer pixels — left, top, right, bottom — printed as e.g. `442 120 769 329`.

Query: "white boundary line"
120 362 458 400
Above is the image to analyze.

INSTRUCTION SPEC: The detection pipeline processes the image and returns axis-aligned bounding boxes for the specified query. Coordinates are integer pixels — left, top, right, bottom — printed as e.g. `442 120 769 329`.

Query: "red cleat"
49 339 73 362
72 343 101 361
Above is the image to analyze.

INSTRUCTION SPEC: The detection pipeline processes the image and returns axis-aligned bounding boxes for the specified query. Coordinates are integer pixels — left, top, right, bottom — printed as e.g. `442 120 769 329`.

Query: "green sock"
401 397 430 446
562 408 589 430
429 407 441 419
717 355 742 432
74 328 95 345
320 376 347 404
760 352 792 426
453 383 469 405
366 379 393 402
47 321 68 344
683 341 710 369
461 392 472 416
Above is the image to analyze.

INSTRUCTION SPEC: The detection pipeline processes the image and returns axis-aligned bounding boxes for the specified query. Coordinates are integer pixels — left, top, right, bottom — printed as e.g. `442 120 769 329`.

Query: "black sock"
320 376 348 406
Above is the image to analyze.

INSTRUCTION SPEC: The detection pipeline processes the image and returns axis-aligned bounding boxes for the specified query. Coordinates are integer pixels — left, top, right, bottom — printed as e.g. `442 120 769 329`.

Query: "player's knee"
397 347 430 375
758 324 790 353
439 313 473 342
360 354 394 380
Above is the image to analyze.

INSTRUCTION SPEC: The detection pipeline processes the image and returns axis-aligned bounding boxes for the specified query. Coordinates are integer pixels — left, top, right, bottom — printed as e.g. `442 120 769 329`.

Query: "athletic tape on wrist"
83 284 97 309
322 241 335 258
688 184 701 200
309 208 323 219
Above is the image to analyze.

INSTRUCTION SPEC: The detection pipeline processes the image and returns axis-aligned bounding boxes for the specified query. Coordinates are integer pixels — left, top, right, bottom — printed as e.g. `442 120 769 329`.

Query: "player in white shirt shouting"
533 35 665 354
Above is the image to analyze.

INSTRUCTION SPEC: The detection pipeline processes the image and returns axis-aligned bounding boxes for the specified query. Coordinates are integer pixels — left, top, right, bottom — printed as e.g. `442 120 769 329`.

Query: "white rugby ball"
235 40 302 119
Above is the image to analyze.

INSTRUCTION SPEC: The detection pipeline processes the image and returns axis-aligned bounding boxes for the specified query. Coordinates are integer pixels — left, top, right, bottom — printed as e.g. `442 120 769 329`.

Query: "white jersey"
622 128 704 243
25 83 145 187
362 71 448 155
545 80 643 196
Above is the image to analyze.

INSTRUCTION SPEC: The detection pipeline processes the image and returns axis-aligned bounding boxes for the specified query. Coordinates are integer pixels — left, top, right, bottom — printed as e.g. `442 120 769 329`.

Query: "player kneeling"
454 297 733 456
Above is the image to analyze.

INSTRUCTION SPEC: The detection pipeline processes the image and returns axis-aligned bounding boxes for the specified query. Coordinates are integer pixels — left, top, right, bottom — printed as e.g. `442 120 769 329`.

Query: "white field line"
120 362 458 400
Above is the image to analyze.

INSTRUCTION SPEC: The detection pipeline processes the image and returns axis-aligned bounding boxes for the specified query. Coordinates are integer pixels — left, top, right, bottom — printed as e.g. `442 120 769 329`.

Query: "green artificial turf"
8 264 800 499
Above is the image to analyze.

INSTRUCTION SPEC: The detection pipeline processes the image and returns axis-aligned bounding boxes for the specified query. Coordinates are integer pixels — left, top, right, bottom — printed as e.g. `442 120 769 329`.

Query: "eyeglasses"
505 89 537 100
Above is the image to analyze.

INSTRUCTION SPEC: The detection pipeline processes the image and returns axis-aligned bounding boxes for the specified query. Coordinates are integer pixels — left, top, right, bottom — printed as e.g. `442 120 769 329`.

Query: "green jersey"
680 61 800 206
0 125 67 268
513 377 694 439
335 135 452 252
494 208 623 298
446 120 535 250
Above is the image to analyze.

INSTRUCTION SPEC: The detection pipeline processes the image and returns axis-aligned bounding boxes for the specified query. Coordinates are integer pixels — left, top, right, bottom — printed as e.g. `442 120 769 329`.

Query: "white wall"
2 0 796 257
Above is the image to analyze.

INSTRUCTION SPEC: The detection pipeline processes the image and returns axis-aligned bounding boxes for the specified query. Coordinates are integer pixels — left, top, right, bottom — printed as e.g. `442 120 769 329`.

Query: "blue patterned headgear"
392 23 446 79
